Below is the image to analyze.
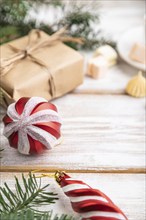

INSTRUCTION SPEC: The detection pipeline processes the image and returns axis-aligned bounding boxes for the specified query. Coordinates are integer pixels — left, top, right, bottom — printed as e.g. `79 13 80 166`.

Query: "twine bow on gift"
0 28 83 97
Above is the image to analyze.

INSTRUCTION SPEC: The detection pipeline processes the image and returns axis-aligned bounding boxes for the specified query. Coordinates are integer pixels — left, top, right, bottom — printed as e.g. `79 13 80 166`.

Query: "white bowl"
117 26 145 71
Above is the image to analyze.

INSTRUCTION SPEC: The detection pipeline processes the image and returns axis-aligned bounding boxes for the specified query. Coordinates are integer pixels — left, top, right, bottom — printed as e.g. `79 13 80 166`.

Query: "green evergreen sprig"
1 210 76 220
0 173 76 220
0 149 4 158
0 0 115 49
0 173 58 214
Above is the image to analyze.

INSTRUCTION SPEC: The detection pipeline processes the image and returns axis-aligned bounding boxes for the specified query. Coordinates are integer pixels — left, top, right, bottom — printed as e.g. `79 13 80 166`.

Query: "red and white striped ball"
3 97 62 155
57 172 128 220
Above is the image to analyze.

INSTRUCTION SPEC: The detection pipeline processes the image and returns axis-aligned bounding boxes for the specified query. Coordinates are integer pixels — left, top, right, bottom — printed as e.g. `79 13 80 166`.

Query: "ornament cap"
55 171 66 184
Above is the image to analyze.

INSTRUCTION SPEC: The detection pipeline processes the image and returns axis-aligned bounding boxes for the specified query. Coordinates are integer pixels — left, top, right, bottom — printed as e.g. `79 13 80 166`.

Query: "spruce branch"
0 148 4 159
0 173 77 220
0 0 116 49
0 173 58 214
0 0 29 26
1 209 76 220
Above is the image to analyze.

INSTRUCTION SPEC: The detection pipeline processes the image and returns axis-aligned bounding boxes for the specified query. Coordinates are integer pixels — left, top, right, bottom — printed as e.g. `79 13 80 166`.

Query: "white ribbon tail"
7 103 20 120
22 109 61 125
18 130 30 155
26 125 57 150
3 121 18 137
21 97 48 117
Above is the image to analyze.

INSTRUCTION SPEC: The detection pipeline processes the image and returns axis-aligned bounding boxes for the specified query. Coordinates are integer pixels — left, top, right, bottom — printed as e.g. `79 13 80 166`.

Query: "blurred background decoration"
0 0 115 49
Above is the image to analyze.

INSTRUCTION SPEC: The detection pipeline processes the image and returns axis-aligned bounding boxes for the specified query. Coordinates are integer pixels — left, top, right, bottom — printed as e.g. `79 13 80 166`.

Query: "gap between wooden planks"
0 166 145 174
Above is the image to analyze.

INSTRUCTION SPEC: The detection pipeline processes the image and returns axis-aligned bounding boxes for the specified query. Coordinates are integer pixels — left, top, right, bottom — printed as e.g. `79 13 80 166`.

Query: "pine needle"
0 209 77 220
0 0 115 49
0 173 58 214
0 173 77 220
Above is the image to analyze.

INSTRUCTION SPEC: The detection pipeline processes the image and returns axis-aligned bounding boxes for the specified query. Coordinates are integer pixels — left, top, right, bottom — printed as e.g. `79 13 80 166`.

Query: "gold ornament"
126 71 146 98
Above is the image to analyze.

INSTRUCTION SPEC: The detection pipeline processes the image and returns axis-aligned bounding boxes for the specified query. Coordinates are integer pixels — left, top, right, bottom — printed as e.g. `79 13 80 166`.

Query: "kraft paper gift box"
0 29 84 108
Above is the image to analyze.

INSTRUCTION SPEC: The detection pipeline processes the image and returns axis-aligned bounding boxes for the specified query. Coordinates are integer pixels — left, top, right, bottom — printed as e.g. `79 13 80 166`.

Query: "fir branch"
0 173 58 214
0 0 29 26
0 173 77 220
0 0 116 49
0 148 4 159
1 209 76 220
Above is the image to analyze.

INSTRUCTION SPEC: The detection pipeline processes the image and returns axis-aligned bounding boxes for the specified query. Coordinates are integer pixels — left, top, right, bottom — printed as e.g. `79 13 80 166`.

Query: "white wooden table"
0 1 145 219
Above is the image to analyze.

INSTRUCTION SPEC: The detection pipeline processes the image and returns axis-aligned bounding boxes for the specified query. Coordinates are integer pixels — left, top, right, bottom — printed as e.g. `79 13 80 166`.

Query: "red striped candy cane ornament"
3 97 62 155
55 172 128 220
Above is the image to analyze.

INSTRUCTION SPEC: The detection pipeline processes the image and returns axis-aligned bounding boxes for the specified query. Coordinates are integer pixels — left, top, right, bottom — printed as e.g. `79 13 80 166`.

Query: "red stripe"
34 122 61 139
64 188 105 198
82 217 122 220
15 97 29 115
3 114 13 125
72 200 117 213
28 135 46 154
8 132 18 149
61 179 90 188
30 102 57 115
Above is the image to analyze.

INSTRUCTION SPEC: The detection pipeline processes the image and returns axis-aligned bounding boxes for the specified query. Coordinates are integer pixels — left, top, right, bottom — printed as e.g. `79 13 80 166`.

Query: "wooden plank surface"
1 94 145 172
0 2 145 219
0 172 145 220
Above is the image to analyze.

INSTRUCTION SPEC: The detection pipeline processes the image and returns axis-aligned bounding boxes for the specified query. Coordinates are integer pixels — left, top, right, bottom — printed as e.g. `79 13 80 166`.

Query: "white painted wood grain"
0 2 145 219
0 95 145 171
0 173 145 220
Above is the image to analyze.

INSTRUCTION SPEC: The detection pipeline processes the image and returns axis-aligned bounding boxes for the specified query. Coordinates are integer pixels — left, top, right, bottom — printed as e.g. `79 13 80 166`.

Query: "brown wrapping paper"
0 30 84 107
